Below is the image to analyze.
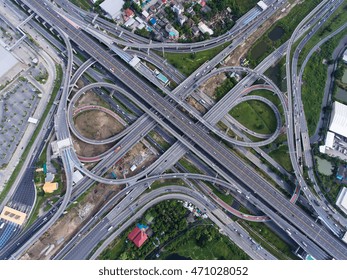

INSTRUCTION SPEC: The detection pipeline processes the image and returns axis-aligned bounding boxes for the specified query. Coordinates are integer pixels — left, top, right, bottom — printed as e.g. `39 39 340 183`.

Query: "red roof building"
128 227 141 241
124 8 135 18
128 227 148 248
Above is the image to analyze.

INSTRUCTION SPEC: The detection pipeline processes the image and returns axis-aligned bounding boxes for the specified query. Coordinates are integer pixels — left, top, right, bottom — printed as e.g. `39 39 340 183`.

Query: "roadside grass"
178 158 203 174
69 0 92 10
206 182 234 205
269 144 293 172
297 2 347 67
239 220 298 260
161 43 229 76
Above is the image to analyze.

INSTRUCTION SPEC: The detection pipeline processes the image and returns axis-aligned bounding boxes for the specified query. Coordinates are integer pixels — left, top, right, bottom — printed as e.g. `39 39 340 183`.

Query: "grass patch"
0 64 63 203
206 182 234 205
229 99 277 134
214 77 237 101
69 0 92 10
150 178 187 190
161 43 229 76
148 130 170 150
178 158 203 174
239 220 298 260
269 145 293 172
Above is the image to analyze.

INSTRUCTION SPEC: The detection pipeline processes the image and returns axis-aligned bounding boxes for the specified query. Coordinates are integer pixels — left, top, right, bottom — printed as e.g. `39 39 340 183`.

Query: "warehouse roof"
329 101 347 138
100 0 124 19
0 44 18 79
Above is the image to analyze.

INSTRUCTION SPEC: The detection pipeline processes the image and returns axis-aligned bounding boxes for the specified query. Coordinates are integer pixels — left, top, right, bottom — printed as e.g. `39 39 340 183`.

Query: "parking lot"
0 78 40 167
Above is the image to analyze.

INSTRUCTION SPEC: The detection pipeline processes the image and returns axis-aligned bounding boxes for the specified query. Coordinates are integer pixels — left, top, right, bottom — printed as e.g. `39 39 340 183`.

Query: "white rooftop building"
257 1 268 10
28 117 38 124
336 187 347 215
0 43 19 80
100 0 125 19
129 55 141 67
343 49 347 63
329 101 347 138
73 170 84 185
198 22 213 35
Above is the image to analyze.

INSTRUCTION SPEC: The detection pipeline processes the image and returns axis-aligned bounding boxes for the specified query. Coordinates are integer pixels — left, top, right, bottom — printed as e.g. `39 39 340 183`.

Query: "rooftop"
329 101 347 138
100 0 125 19
336 187 347 215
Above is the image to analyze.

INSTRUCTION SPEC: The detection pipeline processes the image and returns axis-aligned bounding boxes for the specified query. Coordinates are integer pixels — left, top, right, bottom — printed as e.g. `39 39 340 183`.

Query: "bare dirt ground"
74 110 125 140
20 183 121 260
111 142 158 179
75 91 106 107
187 96 206 114
199 73 228 99
72 135 114 158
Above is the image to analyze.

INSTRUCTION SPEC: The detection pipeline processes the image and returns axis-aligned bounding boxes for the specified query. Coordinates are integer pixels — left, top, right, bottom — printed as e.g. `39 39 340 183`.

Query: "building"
329 101 347 138
0 42 20 84
100 0 125 19
130 164 137 172
149 17 157 25
336 187 347 215
28 117 38 124
124 17 136 27
198 22 213 35
172 3 184 15
192 25 200 36
320 102 347 160
336 165 347 183
343 49 347 63
142 10 150 19
156 72 169 85
128 226 148 248
45 172 55 183
0 206 27 226
165 24 179 39
73 170 84 185
124 8 135 18
177 14 187 26
43 182 58 193
257 0 268 11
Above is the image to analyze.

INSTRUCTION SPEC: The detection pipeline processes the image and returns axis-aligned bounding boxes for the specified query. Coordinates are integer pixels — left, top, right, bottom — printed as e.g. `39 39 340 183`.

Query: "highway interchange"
0 0 346 260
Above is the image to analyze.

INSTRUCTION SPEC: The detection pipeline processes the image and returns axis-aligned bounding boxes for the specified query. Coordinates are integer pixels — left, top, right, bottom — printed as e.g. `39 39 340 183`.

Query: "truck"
111 172 117 179
0 222 5 229
114 145 122 153
107 226 114 232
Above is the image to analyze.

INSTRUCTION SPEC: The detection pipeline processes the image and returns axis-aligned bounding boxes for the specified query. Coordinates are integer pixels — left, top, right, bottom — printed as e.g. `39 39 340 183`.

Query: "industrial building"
320 101 347 160
100 0 125 19
336 187 347 215
0 42 20 84
198 22 214 36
